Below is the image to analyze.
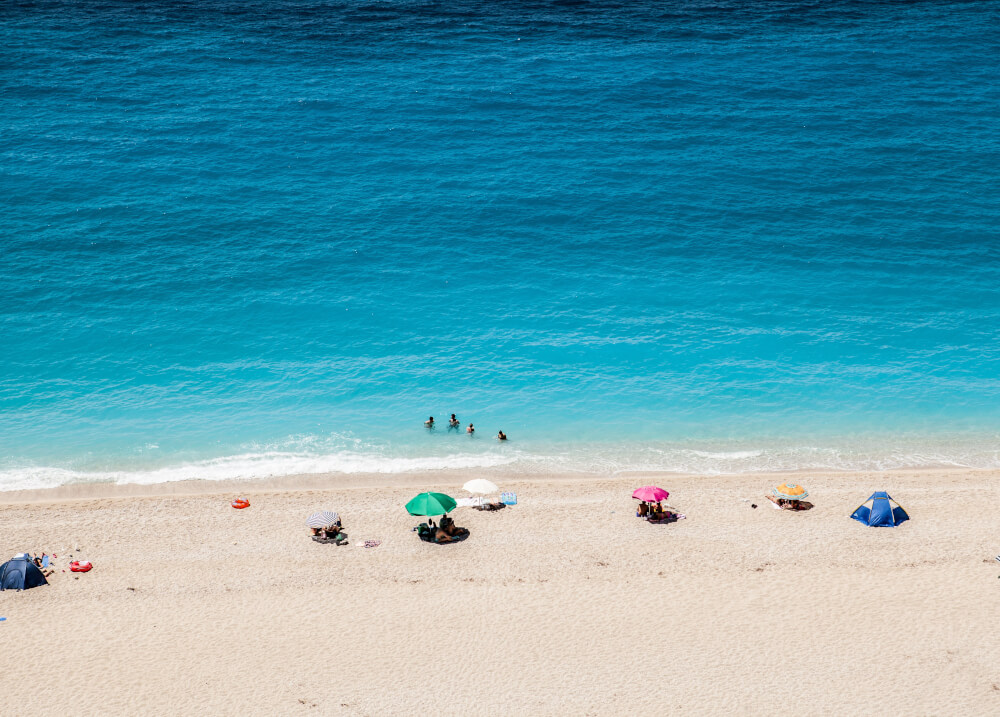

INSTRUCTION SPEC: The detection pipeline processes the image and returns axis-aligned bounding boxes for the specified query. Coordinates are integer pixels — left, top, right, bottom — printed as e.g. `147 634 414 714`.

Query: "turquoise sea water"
2 1 1000 490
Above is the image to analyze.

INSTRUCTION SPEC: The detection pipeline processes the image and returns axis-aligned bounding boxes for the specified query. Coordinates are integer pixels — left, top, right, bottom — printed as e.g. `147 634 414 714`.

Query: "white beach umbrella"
463 479 499 495
306 511 339 529
463 479 498 506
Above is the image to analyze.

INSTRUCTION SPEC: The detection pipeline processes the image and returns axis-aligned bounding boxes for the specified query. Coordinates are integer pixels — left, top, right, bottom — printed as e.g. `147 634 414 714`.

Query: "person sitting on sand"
650 503 673 521
467 423 475 434
637 502 649 517
425 416 434 428
449 414 459 428
497 430 507 441
439 514 468 537
33 554 54 577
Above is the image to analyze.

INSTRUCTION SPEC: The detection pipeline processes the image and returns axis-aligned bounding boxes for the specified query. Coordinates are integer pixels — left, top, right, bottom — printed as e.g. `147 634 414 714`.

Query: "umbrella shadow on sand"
416 529 470 545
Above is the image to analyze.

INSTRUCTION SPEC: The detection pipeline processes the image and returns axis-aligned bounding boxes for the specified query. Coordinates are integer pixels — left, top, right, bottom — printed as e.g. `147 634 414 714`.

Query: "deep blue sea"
2 1 999 490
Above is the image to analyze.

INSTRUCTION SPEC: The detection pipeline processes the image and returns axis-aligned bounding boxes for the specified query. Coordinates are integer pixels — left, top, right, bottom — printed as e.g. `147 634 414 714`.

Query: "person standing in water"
497 430 507 441
424 416 434 428
449 414 460 428
466 423 475 434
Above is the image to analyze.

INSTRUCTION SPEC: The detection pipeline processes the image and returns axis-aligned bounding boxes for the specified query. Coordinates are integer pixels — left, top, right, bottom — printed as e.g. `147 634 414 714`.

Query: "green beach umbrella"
406 492 457 516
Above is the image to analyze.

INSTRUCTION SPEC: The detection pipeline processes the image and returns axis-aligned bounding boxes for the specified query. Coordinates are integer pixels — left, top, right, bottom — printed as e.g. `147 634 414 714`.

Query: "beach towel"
363 540 381 549
647 512 685 524
417 531 469 544
455 497 479 508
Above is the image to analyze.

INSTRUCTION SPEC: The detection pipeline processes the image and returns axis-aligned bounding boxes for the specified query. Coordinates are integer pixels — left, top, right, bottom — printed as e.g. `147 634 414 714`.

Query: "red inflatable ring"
70 561 92 573
231 498 250 509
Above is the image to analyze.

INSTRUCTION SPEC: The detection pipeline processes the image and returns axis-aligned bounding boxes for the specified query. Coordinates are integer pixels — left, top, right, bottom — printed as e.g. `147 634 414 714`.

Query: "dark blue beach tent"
851 492 909 527
0 555 48 591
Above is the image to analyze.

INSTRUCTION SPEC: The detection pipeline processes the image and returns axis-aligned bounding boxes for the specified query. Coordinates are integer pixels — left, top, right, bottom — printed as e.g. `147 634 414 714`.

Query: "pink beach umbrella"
632 486 669 502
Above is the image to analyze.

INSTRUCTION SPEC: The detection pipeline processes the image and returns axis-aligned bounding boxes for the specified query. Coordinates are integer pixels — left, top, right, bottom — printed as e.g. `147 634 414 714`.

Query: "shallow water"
2 1 999 489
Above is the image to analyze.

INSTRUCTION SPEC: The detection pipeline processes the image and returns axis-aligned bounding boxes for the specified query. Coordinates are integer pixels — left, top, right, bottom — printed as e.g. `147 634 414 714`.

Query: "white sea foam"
0 451 520 492
2 436 999 492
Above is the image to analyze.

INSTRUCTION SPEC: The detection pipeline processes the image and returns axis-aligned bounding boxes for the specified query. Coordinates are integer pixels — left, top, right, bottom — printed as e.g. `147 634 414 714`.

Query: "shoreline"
0 464 994 505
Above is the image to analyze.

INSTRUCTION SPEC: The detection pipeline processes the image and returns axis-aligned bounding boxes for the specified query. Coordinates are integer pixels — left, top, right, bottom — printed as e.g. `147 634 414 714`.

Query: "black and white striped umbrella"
306 511 339 529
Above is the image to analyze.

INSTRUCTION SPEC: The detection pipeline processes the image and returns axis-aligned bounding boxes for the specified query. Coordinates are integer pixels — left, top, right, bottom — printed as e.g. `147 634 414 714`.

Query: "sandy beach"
1 468 998 716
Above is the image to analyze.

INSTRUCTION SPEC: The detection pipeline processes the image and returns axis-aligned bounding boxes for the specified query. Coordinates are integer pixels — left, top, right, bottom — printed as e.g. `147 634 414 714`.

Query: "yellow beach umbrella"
772 483 808 500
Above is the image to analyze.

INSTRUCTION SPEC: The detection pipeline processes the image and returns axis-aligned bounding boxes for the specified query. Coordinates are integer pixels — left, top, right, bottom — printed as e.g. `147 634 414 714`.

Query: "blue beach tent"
0 554 48 591
850 492 909 527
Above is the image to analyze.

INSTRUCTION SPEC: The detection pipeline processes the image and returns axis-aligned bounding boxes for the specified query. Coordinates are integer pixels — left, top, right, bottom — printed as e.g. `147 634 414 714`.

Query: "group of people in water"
425 414 507 441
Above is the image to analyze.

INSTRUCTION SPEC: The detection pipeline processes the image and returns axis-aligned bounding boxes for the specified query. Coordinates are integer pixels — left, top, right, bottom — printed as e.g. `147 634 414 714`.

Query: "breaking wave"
2 433 999 492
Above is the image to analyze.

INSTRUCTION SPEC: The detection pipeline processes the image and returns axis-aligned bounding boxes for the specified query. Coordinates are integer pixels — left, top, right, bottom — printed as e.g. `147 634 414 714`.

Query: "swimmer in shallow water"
467 423 475 434
497 430 507 441
449 414 460 428
424 416 434 428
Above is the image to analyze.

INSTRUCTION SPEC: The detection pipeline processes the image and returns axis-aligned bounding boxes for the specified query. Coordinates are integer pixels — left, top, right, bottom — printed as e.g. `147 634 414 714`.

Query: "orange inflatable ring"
70 561 92 573
231 498 250 509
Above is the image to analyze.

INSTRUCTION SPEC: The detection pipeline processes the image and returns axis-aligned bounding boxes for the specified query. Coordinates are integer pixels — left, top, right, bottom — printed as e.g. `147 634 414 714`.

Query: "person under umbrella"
768 483 810 510
406 492 468 543
306 511 343 541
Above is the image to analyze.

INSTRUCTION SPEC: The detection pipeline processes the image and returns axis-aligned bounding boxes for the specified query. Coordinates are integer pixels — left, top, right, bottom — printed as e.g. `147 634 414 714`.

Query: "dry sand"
1 468 998 716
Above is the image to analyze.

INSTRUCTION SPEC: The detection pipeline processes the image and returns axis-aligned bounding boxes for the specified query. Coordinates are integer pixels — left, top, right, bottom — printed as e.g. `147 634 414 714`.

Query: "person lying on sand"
432 526 455 542
766 496 810 511
475 501 505 511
